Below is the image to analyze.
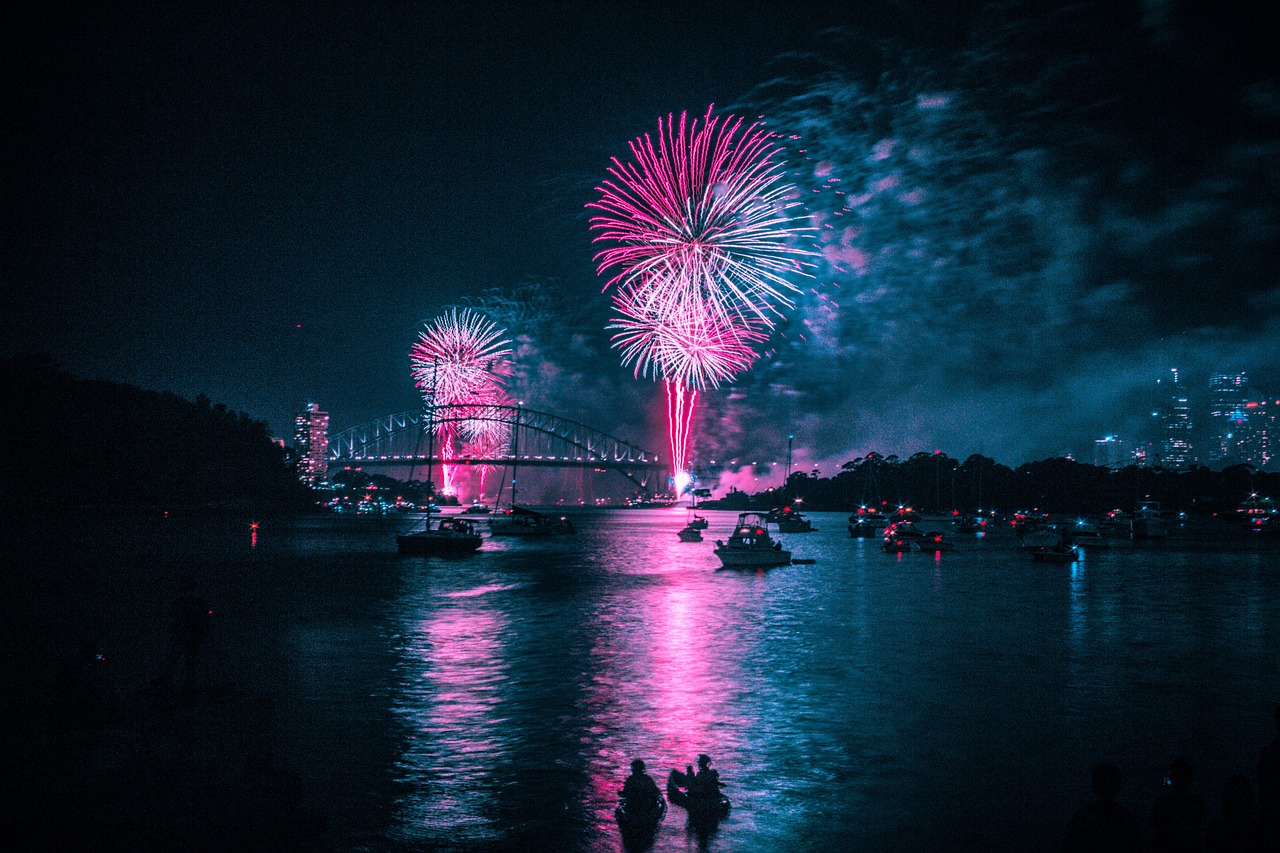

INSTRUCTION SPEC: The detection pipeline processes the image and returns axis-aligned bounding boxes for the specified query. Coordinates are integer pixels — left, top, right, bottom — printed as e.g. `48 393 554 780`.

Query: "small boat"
396 516 483 556
1131 500 1168 540
488 505 576 537
915 531 954 552
666 769 731 819
882 535 914 553
847 517 881 538
1030 543 1078 563
713 512 791 568
769 505 816 533
677 524 704 542
460 502 491 515
686 514 709 530
615 794 667 843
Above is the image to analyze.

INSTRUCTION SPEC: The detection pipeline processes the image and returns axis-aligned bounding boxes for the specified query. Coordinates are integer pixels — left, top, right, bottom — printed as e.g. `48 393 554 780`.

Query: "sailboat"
487 403 575 537
397 379 483 555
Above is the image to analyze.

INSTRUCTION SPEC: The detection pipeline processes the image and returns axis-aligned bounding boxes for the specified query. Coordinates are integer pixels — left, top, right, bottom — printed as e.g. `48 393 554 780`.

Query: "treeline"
708 451 1278 517
2 355 313 512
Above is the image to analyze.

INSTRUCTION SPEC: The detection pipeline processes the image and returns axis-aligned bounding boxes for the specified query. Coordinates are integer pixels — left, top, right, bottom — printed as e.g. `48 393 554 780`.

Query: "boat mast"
510 401 521 508
424 365 437 522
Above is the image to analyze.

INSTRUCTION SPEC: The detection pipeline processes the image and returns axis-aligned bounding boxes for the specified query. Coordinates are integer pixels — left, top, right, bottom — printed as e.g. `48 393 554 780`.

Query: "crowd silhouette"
1063 705 1280 852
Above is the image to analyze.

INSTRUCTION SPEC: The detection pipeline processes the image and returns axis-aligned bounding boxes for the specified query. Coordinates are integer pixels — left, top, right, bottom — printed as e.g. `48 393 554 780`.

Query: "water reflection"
389 581 511 847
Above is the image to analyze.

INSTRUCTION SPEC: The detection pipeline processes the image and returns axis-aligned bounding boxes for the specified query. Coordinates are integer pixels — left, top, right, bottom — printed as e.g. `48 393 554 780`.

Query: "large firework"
589 106 814 491
409 308 513 495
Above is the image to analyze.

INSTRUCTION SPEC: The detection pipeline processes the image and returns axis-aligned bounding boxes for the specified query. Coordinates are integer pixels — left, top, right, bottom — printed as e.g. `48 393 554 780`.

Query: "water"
21 509 1280 851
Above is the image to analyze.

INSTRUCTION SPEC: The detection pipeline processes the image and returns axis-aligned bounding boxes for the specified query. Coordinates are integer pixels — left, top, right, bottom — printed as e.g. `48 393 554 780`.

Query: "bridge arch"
327 404 667 490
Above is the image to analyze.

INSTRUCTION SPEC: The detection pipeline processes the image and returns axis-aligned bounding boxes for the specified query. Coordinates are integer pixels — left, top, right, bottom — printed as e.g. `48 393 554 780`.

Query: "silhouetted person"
621 759 663 817
691 754 723 801
161 577 211 691
1062 762 1142 853
1204 775 1260 853
1151 756 1205 853
1258 703 1280 851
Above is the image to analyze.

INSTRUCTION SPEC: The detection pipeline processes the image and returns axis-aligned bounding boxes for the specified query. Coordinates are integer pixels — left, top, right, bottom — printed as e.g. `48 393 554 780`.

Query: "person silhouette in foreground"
1151 756 1206 853
161 576 211 692
690 754 724 802
1258 703 1280 850
1062 762 1141 853
620 759 663 816
1204 774 1259 853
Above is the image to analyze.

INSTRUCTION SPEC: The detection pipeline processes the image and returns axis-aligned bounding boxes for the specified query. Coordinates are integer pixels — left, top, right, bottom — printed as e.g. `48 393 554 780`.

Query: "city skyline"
6 1 1279 479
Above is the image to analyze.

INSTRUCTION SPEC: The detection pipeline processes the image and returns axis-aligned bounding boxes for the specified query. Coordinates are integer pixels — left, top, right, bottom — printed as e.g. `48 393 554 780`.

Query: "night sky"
6 1 1279 478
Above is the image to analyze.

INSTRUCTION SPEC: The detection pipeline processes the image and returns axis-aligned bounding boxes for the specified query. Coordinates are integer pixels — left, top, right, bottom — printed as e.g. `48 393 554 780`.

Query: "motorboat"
915 531 954 552
396 516 483 556
678 524 704 542
460 503 491 515
686 513 709 530
882 533 914 553
769 505 815 533
488 505 576 537
848 517 881 538
713 512 791 568
1030 543 1079 563
1131 500 1168 540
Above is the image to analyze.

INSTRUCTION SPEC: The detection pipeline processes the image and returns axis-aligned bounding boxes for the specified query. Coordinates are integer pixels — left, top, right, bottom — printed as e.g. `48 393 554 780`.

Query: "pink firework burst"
589 106 814 487
409 308 513 493
588 105 815 324
610 277 767 390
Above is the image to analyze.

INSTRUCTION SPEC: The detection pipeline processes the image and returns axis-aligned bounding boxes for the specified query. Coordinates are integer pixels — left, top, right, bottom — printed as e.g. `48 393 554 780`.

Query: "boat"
713 512 791 568
614 793 667 843
677 524 704 542
666 768 731 819
396 516 483 555
1030 543 1078 563
1131 500 1168 541
396 382 482 556
882 533 914 553
769 505 815 533
460 502 491 515
915 531 954 552
848 517 881 538
488 505 576 537
686 513 709 530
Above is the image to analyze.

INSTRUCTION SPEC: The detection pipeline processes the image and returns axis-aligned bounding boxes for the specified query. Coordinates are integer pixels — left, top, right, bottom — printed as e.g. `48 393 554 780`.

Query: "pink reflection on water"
391 604 508 845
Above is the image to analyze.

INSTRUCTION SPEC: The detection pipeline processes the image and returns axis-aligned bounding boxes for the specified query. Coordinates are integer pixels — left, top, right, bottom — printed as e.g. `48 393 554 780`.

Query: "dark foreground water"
13 509 1280 851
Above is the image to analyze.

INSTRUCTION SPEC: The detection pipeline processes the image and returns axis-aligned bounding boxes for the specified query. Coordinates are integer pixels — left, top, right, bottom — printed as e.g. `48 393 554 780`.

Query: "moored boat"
769 505 816 533
488 506 576 537
915 531 954 552
1030 543 1078 563
714 512 791 568
678 524 703 542
396 516 483 555
1131 500 1168 540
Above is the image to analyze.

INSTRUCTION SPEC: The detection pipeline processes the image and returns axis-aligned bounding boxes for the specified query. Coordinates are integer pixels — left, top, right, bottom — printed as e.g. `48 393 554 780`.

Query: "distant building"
1152 369 1193 469
1093 435 1127 468
1206 372 1249 467
1239 396 1276 470
293 403 330 485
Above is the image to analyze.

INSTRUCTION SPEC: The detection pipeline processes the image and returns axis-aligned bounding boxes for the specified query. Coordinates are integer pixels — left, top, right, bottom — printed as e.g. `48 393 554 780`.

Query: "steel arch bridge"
327 404 667 490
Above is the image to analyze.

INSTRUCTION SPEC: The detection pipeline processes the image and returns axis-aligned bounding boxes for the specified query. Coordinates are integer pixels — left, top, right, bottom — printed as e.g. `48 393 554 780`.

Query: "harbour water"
17 509 1280 851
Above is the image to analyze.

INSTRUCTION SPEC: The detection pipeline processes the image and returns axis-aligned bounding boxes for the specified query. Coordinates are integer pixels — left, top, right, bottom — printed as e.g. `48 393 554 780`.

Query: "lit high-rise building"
1207 373 1248 466
1152 369 1192 469
293 402 330 484
1093 435 1127 468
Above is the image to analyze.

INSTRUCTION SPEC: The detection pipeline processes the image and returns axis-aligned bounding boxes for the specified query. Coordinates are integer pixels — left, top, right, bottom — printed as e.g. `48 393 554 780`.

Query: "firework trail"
409 308 513 494
589 105 815 490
